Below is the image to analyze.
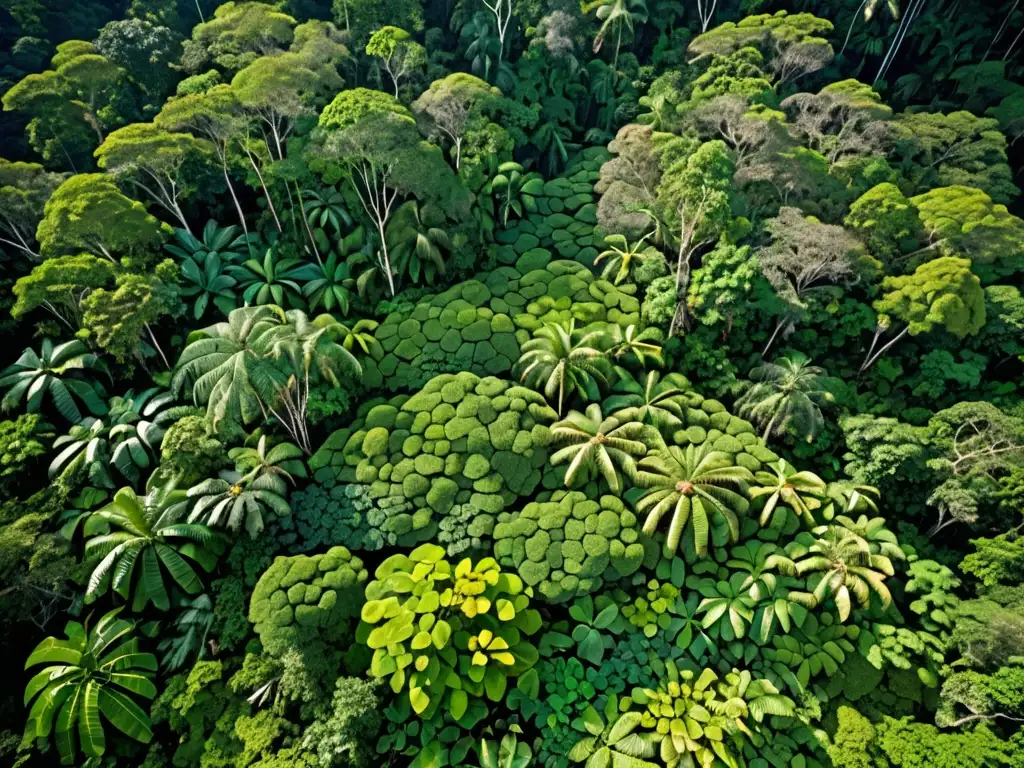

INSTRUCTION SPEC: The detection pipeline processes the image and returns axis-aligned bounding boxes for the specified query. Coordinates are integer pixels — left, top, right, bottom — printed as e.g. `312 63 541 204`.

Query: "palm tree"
634 444 754 556
832 515 906 562
302 249 355 315
583 0 649 70
84 483 225 611
775 526 896 621
594 233 661 285
259 311 364 452
0 338 107 422
487 161 545 226
23 609 157 764
550 404 647 492
606 324 664 369
515 320 613 415
605 371 691 431
386 200 451 286
750 460 827 526
187 464 291 538
171 306 283 428
736 355 838 443
324 318 379 356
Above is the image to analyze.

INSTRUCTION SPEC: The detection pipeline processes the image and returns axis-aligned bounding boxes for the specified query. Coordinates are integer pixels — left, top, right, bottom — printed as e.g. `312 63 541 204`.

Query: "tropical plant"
479 730 534 768
832 514 906 562
773 525 897 621
583 0 649 70
358 546 541 717
23 609 157 763
302 186 354 235
186 451 293 537
171 305 283 428
749 460 827 526
634 444 754 557
594 233 661 285
516 320 613 415
49 389 192 488
177 252 240 320
605 371 691 431
736 355 839 443
550 403 647 492
0 339 107 422
83 483 224 611
301 249 355 315
386 200 451 285
487 162 545 227
164 220 253 265
158 593 215 671
231 246 316 308
606 324 664 369
566 695 659 768
229 435 306 481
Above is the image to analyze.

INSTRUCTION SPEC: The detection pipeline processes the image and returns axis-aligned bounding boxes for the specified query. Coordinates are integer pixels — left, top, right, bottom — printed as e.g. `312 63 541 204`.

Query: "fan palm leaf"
550 403 648 492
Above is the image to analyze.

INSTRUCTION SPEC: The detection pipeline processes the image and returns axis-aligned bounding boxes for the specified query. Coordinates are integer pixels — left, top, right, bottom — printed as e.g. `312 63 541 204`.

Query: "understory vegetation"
1 0 1024 766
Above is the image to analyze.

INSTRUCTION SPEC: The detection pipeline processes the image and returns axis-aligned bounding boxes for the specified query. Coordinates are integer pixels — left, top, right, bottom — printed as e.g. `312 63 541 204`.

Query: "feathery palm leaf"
750 460 826 527
515 320 613 415
550 403 647 492
634 444 754 557
0 339 106 422
736 355 839 444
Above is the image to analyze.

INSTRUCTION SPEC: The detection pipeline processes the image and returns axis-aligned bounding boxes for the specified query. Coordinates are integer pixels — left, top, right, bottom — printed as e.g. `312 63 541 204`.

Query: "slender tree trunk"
859 325 910 372
244 149 282 232
220 153 251 249
762 317 789 358
145 323 172 370
454 137 462 170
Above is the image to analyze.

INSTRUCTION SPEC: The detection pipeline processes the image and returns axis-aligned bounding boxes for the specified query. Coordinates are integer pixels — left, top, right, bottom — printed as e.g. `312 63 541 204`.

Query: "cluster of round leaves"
492 491 657 603
310 373 557 547
356 544 541 719
360 251 641 391
248 545 368 656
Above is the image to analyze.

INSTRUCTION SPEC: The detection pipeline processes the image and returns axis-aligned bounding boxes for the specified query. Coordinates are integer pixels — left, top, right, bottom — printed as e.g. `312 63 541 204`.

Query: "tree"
844 182 923 264
583 0 648 71
909 185 1024 283
230 53 319 161
0 339 106 422
95 18 182 101
95 122 211 235
331 0 423 47
36 173 169 260
80 263 183 373
515 321 613 415
776 525 895 620
53 48 127 143
758 206 876 355
594 124 668 238
634 443 754 556
863 257 986 371
654 139 735 335
0 158 65 260
365 26 426 97
23 609 157 764
170 305 282 428
187 459 291 537
750 460 826 525
925 402 1024 535
12 253 116 331
594 233 662 285
84 484 224 611
736 355 840 443
780 79 893 165
412 73 501 170
181 1 296 74
688 11 834 60
550 403 647 492
479 0 515 66
893 111 1019 205
155 85 252 240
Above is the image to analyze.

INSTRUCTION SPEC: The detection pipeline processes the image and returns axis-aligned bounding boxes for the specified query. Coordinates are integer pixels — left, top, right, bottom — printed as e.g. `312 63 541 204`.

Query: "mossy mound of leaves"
248 545 369 655
361 253 639 391
492 491 658 603
311 372 558 545
495 148 609 266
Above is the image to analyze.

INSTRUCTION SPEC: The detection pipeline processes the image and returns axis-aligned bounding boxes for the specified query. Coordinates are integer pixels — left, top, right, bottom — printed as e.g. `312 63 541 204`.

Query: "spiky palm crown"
737 355 837 443
516 321 612 414
550 403 648 491
605 370 691 431
634 443 754 556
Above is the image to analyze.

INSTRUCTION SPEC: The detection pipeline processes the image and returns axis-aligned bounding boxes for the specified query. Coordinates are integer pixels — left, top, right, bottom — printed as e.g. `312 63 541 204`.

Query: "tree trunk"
221 156 251 251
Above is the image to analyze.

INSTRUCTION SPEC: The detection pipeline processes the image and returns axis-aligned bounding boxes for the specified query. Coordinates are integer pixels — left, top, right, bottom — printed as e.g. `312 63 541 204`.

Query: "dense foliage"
1 1 1023 767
